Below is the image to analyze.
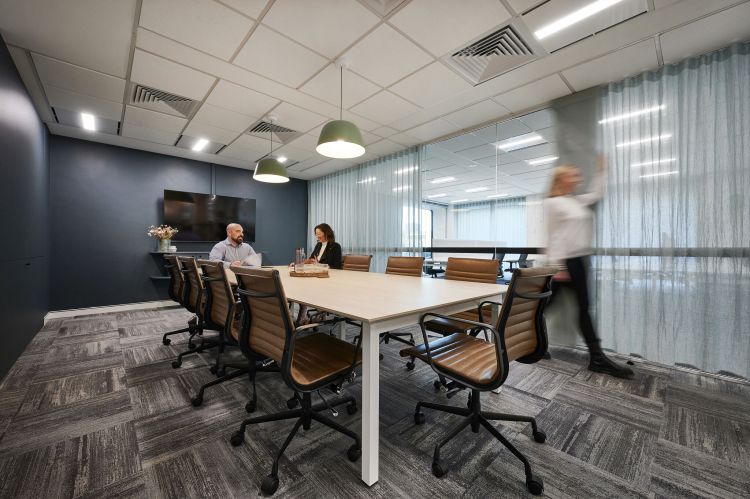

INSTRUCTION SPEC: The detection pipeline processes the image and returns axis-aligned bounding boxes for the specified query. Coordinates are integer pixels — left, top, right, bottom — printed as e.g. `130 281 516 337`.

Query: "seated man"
209 223 261 268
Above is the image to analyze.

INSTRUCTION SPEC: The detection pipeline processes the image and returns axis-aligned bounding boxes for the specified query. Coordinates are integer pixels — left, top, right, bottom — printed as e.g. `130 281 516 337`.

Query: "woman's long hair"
314 223 335 244
548 165 579 197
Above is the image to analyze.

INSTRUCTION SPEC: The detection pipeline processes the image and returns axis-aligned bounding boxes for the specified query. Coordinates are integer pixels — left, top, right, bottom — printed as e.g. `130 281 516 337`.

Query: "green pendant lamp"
253 116 289 183
316 61 365 159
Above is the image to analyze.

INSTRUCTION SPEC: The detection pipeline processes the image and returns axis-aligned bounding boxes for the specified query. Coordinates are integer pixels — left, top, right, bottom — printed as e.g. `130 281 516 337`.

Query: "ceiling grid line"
118 0 144 136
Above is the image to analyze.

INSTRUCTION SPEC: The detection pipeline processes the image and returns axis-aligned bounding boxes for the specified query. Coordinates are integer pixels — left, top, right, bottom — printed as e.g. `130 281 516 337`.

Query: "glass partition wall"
421 109 556 265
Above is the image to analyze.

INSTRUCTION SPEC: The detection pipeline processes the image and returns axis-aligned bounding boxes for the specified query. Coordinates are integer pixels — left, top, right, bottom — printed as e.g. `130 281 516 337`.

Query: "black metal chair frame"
410 270 553 495
229 268 362 495
161 258 201 346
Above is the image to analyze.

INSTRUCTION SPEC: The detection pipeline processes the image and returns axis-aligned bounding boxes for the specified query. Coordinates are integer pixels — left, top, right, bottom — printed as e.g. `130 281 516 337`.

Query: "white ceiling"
0 0 748 181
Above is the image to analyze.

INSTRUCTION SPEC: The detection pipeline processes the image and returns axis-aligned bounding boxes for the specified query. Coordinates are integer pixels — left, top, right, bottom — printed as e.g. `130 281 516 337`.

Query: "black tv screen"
163 190 256 242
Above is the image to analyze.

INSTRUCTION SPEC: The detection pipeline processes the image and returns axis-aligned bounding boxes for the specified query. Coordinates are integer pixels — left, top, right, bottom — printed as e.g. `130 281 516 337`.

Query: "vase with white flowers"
147 225 179 252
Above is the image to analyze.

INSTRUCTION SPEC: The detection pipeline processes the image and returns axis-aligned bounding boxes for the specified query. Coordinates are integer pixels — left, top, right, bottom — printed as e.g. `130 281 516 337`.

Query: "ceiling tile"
233 25 328 88
217 0 268 19
272 102 328 133
389 0 511 57
45 85 123 121
0 0 137 77
389 131 422 146
517 108 555 130
7 46 56 122
299 63 381 109
492 74 570 113
343 24 433 87
442 99 510 130
124 105 186 132
263 0 379 59
220 133 271 160
372 125 399 138
660 2 750 65
183 121 241 144
366 139 405 157
285 133 320 151
350 90 420 126
562 39 658 91
218 142 264 161
32 54 125 102
130 49 216 101
389 61 471 108
204 79 279 118
506 0 547 15
522 0 648 53
139 0 253 60
191 103 256 132
121 122 179 145
406 118 456 142
270 143 316 163
341 110 381 132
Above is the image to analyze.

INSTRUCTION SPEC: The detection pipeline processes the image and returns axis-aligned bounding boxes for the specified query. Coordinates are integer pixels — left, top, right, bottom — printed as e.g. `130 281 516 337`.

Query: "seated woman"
296 223 342 326
306 223 342 269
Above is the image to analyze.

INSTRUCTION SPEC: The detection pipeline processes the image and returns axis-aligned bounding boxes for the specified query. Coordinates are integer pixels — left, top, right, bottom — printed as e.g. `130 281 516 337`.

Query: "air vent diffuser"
129 83 200 117
445 25 538 85
246 120 302 144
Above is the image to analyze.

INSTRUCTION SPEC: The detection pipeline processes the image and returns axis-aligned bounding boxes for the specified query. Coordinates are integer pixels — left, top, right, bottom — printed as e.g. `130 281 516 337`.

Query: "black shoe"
588 353 634 379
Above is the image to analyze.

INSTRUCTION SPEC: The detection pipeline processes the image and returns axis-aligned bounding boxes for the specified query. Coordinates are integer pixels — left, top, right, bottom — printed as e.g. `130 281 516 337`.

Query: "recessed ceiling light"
451 198 469 203
393 185 412 192
616 134 672 148
465 187 489 193
80 113 96 131
430 176 456 184
395 166 418 175
192 138 209 152
427 193 447 198
277 156 288 163
631 158 677 168
526 156 558 166
640 171 678 178
357 177 376 184
497 133 544 152
534 0 626 40
487 193 510 199
599 105 665 124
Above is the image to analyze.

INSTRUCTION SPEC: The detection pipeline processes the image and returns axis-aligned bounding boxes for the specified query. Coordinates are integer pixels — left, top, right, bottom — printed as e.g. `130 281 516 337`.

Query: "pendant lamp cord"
340 66 343 121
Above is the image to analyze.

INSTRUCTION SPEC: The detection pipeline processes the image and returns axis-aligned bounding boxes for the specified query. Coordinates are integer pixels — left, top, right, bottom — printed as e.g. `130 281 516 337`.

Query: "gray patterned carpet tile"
0 307 748 498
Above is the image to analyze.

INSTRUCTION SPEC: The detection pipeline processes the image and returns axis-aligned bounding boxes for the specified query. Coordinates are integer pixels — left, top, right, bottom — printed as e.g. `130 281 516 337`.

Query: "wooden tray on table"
289 270 329 278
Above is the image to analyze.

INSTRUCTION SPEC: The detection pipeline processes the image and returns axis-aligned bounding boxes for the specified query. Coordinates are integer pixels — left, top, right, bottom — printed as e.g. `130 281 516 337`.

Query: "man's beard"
233 236 243 244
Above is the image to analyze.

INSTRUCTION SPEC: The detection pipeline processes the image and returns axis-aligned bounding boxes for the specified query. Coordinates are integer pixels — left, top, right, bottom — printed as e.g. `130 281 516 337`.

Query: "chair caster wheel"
379 353 384 360
261 474 279 495
414 412 425 425
346 402 358 415
526 475 544 495
433 380 443 391
209 365 218 374
188 342 196 350
171 360 181 368
533 430 546 443
347 444 361 462
406 361 415 370
216 368 226 377
162 338 171 346
245 400 257 413
286 397 298 409
191 396 203 407
229 432 244 447
384 336 390 344
432 460 447 478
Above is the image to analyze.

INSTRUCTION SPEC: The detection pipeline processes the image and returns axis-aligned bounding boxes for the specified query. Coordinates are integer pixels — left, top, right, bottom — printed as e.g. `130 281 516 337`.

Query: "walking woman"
545 156 633 379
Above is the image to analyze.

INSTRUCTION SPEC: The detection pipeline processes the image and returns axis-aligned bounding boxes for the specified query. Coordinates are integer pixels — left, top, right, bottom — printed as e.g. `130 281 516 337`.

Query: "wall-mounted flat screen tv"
163 190 256 242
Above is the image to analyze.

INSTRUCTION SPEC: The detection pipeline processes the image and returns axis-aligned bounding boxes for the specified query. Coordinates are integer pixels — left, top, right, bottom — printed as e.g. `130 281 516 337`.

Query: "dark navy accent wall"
0 35 50 379
49 136 307 310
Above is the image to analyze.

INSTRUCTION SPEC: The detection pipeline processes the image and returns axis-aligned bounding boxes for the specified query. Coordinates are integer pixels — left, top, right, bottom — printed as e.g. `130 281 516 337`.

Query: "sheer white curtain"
308 148 422 272
450 197 527 245
595 42 750 378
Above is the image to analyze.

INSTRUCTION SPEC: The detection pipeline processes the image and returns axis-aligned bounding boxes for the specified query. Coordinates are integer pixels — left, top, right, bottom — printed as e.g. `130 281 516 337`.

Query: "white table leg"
361 322 379 486
335 319 347 340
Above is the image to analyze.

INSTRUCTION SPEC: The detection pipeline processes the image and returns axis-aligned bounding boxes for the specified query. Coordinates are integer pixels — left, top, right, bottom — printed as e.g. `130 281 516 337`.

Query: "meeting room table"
225 265 507 486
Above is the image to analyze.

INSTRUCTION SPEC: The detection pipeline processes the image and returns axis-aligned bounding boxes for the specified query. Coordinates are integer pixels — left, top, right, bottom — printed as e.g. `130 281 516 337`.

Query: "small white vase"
158 238 171 252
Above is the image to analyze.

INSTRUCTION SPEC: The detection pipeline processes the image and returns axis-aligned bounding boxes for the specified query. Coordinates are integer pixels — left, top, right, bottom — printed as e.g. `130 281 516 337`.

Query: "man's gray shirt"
209 238 257 267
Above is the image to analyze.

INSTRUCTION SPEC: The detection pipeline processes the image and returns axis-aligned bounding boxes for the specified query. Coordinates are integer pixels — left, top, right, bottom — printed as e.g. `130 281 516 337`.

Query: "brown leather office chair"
229 267 361 495
379 256 425 355
342 254 372 272
161 255 199 345
399 267 556 496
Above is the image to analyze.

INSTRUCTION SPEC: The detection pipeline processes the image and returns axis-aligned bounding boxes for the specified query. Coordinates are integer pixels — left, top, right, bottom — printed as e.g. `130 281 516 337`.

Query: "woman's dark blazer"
311 241 342 269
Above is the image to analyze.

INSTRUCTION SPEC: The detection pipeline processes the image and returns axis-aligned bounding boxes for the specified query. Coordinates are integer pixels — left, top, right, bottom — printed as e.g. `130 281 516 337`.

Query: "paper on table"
242 253 262 268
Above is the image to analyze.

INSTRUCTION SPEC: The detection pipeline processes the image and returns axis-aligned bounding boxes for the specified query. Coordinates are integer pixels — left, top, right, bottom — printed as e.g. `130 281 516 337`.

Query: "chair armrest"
477 300 503 324
293 322 323 334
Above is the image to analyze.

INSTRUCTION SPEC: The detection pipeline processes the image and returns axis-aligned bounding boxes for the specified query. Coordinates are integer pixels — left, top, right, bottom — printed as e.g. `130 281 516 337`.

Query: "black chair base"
230 391 360 495
190 361 278 410
414 389 546 496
